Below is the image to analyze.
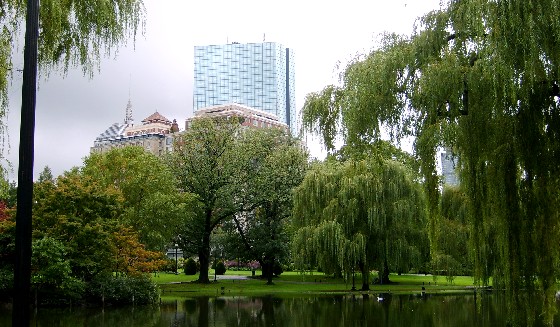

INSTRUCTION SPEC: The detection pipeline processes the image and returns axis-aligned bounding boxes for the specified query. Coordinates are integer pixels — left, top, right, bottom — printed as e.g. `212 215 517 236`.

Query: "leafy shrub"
0 268 13 299
161 259 177 273
89 274 159 305
184 258 198 275
215 261 226 275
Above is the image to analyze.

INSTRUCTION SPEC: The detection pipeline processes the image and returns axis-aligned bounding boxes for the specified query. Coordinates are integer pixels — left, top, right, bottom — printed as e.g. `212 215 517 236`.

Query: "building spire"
124 99 134 125
125 74 134 125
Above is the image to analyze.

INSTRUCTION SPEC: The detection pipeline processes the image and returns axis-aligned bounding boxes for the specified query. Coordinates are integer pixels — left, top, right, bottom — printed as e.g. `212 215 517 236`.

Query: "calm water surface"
1 293 559 326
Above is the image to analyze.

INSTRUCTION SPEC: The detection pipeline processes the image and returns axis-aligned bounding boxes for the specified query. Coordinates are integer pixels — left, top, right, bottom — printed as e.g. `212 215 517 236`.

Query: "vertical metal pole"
175 244 178 275
12 0 39 325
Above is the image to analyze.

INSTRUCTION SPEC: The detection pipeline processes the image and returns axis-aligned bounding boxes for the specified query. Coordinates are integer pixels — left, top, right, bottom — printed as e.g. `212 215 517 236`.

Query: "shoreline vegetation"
156 271 486 298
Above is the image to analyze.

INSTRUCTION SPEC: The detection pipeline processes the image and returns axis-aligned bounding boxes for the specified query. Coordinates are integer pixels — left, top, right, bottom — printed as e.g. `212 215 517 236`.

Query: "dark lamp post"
214 248 217 282
351 267 356 291
13 0 39 325
174 244 179 275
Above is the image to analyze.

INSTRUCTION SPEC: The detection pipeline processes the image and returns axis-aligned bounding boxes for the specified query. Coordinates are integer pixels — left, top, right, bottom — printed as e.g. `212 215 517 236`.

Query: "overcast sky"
5 0 442 180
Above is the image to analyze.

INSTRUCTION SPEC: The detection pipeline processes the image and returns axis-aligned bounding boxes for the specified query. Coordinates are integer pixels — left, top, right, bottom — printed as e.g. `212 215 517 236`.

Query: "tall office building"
440 149 459 186
194 42 297 134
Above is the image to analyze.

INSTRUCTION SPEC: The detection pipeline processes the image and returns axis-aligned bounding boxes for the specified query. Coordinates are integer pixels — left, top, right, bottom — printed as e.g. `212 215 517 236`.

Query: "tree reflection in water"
1 293 559 326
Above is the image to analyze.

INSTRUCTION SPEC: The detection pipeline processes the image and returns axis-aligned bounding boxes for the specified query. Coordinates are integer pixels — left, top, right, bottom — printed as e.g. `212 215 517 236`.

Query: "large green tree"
301 0 560 320
292 157 427 290
167 117 241 283
31 168 164 304
33 169 123 282
222 128 308 284
82 146 184 251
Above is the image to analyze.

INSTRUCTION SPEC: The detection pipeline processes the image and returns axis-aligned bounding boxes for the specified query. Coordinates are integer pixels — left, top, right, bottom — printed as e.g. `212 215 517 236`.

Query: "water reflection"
1 293 559 326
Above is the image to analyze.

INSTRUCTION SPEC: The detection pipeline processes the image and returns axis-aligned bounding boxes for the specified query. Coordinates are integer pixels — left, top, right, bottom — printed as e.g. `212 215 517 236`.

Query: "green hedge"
89 274 159 305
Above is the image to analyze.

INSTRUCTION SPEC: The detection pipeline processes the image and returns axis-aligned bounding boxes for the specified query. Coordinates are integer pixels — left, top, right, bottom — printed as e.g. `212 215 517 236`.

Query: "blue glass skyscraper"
193 42 297 134
441 149 459 186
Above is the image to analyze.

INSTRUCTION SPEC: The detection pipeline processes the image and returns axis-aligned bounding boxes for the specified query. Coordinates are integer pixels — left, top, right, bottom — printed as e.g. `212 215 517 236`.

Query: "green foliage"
36 0 146 75
82 146 183 251
273 262 284 277
0 0 145 162
220 127 308 284
184 258 198 275
7 146 180 306
432 186 472 278
215 261 226 275
0 213 14 297
88 274 159 305
167 117 242 283
38 166 54 184
31 237 85 303
301 0 560 321
33 170 122 282
292 158 428 289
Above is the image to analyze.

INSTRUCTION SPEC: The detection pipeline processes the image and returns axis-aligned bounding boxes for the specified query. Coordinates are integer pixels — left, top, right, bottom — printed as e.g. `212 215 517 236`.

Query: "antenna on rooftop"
263 33 266 42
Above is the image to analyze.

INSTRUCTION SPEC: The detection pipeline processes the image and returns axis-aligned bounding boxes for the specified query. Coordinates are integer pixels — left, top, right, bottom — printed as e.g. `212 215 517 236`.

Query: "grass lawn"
156 270 481 298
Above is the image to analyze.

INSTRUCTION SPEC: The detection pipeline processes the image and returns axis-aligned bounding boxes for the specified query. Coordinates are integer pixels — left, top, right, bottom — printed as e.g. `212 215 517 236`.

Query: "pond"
1 293 559 326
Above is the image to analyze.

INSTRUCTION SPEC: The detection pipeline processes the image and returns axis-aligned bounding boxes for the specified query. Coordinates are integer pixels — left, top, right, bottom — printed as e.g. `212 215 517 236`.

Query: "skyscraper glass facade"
441 150 459 186
194 42 297 134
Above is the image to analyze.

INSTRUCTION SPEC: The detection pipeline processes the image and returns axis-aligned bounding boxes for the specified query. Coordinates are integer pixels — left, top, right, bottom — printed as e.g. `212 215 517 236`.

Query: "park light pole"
214 247 217 282
13 0 39 325
175 243 179 275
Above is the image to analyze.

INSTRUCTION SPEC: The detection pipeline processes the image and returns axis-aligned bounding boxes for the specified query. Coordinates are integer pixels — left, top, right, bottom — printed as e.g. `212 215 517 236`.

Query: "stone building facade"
91 100 179 156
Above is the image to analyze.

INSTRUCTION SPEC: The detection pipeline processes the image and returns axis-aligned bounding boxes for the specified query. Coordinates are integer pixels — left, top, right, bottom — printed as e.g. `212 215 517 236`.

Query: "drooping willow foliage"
0 0 145 179
302 0 560 314
292 158 427 289
435 186 472 282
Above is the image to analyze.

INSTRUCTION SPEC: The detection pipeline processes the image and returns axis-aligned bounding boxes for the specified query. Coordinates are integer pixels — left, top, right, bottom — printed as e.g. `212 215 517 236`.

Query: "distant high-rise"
441 149 459 186
193 42 297 134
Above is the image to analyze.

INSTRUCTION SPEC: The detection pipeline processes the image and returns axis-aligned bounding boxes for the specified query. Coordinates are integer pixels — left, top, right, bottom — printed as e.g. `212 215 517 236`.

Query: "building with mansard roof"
91 100 180 156
185 103 288 130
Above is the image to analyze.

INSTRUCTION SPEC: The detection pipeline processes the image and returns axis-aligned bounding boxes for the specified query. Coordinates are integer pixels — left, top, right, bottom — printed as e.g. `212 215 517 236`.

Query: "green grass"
156 271 481 298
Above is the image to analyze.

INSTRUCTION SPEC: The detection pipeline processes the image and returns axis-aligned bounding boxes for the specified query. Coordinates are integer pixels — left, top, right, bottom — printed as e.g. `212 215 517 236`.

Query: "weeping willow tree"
302 0 560 321
292 157 427 290
0 0 144 167
0 0 144 98
435 186 472 282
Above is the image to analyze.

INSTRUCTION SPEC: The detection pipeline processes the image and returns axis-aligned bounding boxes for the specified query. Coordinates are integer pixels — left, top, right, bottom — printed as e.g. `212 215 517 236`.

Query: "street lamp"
174 243 179 275
214 247 217 282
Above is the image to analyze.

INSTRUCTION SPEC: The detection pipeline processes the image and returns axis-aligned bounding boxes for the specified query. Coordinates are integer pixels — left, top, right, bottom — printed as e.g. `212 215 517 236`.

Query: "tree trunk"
266 257 274 285
379 257 390 284
261 256 274 285
197 297 209 326
360 261 370 291
197 209 212 283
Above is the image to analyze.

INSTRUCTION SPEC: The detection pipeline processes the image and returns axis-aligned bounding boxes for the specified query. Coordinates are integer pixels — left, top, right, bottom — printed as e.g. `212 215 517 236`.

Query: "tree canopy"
301 0 560 319
82 146 184 251
222 127 308 284
25 168 164 304
167 117 241 283
292 157 427 289
0 0 145 175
